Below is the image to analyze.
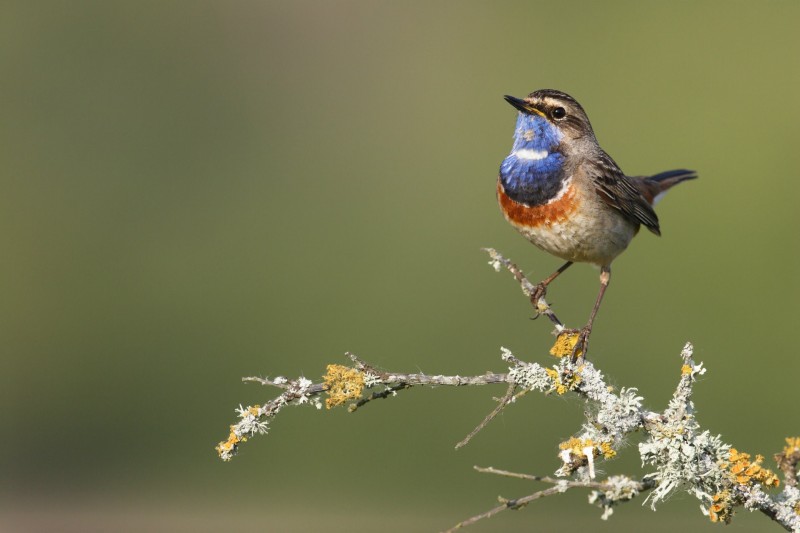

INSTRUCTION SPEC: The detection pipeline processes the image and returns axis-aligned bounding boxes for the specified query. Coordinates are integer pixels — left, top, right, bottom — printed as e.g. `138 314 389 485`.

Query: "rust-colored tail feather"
637 169 697 205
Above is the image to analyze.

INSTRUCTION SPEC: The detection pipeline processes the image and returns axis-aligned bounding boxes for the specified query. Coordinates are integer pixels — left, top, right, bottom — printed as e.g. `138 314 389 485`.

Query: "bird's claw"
529 282 549 319
566 325 592 362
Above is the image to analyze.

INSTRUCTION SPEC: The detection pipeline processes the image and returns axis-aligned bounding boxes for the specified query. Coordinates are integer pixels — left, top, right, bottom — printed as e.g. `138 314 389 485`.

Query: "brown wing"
587 151 661 236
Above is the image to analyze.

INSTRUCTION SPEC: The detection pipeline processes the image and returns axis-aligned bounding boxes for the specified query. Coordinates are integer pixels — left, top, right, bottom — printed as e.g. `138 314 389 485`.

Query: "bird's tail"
639 169 697 206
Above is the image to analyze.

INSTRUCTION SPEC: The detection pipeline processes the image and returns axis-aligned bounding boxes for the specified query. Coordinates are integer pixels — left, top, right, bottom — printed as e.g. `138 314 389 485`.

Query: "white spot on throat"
513 148 548 160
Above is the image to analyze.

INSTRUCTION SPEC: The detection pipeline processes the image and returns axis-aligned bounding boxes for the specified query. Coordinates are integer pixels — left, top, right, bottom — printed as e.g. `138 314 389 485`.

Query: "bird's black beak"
504 95 530 113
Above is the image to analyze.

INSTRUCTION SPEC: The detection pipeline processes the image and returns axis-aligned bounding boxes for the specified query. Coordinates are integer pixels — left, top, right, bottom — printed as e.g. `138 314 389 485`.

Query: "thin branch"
473 466 604 488
442 467 657 531
455 383 517 450
242 376 292 389
378 371 511 388
483 247 564 328
346 351 511 388
443 485 565 532
348 383 410 412
219 365 514 461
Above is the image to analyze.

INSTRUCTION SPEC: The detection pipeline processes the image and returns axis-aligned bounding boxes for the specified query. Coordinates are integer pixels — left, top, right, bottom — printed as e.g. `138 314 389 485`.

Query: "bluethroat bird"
498 89 696 357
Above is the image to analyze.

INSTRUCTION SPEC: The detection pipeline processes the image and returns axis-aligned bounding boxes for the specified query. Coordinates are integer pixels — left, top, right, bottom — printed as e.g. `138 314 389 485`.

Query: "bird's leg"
571 265 611 361
531 261 573 310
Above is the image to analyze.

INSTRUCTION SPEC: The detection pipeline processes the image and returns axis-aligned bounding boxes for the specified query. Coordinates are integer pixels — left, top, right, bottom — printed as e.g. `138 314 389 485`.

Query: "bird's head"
504 89 596 157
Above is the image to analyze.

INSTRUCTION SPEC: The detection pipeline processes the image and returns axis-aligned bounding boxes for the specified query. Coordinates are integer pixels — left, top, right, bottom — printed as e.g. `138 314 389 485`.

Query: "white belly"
514 206 637 266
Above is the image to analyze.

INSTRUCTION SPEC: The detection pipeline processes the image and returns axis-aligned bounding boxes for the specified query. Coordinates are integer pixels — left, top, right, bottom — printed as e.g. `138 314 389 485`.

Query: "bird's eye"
551 107 567 120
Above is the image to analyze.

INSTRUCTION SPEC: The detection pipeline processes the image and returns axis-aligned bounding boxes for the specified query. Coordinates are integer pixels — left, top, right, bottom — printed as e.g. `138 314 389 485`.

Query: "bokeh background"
3 2 799 531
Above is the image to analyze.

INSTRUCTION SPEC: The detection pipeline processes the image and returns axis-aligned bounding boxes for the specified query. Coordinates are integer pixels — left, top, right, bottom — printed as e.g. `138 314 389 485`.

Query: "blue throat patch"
499 113 565 206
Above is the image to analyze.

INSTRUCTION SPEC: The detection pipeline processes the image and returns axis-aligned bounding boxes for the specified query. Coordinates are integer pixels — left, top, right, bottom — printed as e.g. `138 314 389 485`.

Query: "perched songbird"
497 89 696 357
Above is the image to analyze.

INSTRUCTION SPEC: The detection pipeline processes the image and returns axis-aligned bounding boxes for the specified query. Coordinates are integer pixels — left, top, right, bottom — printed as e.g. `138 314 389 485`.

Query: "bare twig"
443 485 566 532
473 465 602 487
443 467 657 531
455 383 517 450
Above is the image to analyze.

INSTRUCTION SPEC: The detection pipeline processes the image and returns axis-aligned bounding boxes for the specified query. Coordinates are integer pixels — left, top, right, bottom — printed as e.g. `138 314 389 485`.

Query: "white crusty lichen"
589 475 647 520
772 485 800 529
640 424 729 508
546 358 644 480
638 343 730 508
459 337 797 529
362 371 382 388
577 361 644 443
234 404 271 436
503 346 552 392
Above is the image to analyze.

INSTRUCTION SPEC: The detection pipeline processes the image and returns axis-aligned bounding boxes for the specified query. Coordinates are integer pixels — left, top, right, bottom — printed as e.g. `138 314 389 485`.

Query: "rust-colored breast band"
497 178 580 228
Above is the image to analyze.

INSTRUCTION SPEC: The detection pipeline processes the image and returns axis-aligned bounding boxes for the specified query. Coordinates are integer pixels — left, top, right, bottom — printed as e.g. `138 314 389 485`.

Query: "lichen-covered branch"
215 249 800 531
217 356 515 462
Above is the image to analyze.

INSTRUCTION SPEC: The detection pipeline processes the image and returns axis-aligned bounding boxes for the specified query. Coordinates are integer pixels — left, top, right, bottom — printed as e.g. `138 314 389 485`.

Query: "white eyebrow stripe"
513 149 548 160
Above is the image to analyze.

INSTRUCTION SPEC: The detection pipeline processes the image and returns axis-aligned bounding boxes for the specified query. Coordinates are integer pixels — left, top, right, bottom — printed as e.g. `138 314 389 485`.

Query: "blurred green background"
2 1 799 531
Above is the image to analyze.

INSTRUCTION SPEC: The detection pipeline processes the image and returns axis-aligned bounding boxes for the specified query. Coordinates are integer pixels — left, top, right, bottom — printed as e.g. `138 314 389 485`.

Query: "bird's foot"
566 325 592 362
529 282 549 319
549 325 591 360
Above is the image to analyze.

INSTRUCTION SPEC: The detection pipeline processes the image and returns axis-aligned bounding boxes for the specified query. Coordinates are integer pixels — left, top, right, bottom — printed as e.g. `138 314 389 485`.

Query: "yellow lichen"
558 437 614 459
724 448 779 488
783 436 800 454
544 367 581 395
681 364 692 375
544 368 563 393
599 441 617 459
775 436 800 484
559 436 586 452
323 364 365 409
709 491 733 524
550 331 582 358
216 426 242 460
